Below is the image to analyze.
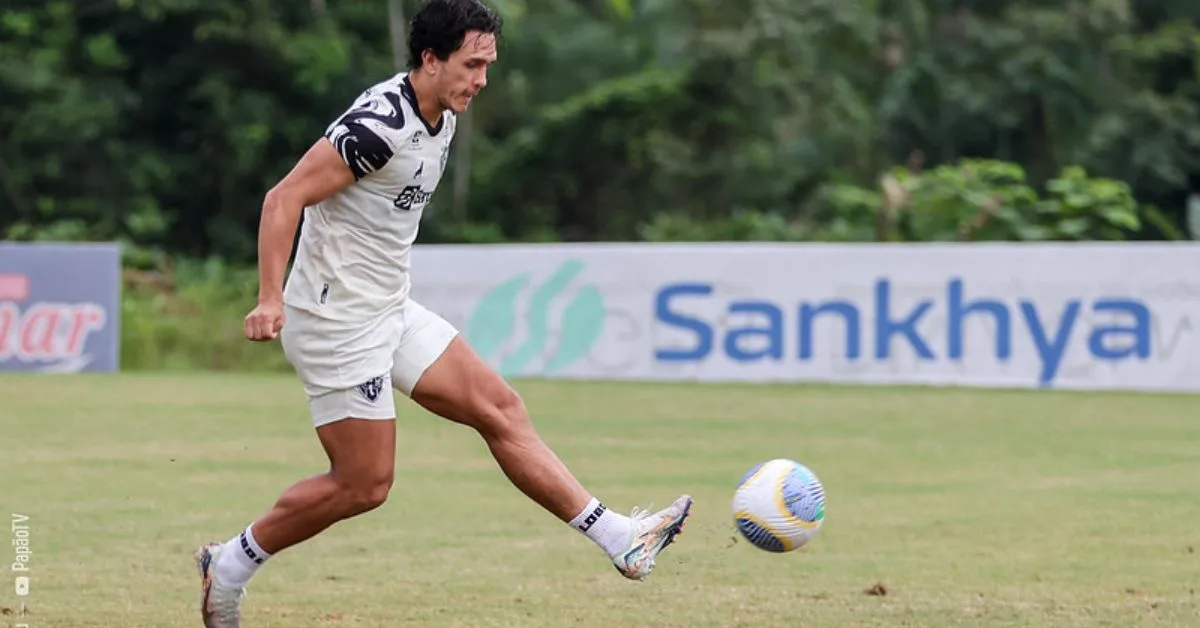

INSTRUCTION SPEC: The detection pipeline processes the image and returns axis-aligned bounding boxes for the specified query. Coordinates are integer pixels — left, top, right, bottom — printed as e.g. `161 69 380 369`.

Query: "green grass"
1 374 1198 627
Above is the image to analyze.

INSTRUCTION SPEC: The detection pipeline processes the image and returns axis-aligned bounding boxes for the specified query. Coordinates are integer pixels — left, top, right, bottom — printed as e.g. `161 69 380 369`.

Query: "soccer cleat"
611 494 693 581
194 542 246 628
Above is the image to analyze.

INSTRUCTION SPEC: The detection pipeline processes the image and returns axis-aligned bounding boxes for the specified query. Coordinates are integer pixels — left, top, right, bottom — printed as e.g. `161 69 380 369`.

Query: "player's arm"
244 138 356 342
255 138 356 306
245 115 396 341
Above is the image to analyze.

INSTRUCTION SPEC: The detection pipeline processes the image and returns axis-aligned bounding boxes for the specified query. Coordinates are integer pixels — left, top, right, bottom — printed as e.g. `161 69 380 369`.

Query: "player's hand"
244 299 285 342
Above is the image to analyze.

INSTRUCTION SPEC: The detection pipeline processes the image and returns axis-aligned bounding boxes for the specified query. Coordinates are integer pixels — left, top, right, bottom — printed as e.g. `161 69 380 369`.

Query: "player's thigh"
393 302 520 433
282 305 399 480
410 335 524 434
308 384 397 480
314 413 396 485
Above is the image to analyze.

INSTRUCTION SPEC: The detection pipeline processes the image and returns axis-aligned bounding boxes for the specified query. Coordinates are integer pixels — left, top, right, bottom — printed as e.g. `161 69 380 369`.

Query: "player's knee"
359 477 393 513
335 468 394 516
475 386 531 441
348 476 393 515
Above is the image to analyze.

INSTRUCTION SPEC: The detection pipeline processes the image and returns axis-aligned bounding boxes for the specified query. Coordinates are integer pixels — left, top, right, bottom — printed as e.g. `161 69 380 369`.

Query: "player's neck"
406 71 446 127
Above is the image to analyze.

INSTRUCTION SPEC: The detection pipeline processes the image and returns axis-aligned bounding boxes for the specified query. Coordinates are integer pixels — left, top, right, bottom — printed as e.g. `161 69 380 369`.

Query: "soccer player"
193 1 692 625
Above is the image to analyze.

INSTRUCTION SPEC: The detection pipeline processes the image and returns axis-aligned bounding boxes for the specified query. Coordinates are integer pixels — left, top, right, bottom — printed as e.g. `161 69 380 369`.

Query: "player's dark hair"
407 0 502 69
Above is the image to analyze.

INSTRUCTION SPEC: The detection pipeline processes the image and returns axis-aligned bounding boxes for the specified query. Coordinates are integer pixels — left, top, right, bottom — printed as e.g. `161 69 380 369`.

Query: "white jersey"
284 74 455 326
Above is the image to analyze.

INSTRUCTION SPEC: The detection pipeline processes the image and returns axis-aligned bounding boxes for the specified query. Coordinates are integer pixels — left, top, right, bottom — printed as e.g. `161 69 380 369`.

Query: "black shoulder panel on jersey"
326 91 407 180
329 123 392 180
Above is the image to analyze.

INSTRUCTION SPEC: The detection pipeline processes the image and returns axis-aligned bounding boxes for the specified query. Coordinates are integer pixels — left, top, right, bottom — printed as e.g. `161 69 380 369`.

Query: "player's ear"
421 49 440 74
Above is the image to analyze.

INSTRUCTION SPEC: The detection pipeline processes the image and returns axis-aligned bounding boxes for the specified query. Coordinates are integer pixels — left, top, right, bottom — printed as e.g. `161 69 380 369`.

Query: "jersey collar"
400 75 446 137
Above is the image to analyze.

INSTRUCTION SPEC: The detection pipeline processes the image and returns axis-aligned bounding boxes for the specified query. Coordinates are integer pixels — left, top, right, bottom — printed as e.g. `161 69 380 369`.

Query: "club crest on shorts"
357 376 385 403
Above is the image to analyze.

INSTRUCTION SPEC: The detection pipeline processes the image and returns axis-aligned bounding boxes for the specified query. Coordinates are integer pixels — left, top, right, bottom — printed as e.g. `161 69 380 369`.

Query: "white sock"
214 525 272 589
569 498 633 558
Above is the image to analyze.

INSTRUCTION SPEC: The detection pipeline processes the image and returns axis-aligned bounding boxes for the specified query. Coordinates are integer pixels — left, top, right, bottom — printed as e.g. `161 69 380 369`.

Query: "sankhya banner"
410 242 1200 393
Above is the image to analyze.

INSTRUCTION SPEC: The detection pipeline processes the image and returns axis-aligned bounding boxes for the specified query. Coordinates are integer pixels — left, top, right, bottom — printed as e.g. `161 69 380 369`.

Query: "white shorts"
280 300 459 427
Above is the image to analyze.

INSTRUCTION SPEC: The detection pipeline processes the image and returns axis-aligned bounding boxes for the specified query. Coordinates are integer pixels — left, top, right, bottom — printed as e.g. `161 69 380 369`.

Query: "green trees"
2 0 1198 264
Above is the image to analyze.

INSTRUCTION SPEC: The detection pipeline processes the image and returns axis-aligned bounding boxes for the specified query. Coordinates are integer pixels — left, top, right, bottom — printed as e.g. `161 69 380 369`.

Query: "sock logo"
576 504 607 533
239 531 264 565
465 259 606 378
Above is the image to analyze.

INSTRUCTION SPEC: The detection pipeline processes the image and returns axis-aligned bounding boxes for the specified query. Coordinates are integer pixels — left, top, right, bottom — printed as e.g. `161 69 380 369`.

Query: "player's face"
437 31 497 113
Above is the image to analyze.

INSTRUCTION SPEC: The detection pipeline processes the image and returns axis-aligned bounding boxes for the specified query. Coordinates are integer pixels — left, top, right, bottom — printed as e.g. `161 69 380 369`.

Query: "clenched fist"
244 300 285 341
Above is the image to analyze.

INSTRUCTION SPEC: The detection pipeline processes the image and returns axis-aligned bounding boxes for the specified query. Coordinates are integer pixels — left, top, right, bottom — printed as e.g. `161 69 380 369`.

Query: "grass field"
1 373 1198 627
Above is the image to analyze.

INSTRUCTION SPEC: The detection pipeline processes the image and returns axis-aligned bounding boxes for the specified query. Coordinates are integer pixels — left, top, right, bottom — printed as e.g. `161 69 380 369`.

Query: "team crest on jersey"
393 185 434 211
357 376 385 403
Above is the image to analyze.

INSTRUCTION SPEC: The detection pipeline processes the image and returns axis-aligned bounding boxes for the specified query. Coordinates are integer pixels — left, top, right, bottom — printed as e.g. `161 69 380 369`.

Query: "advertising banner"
0 242 121 373
411 242 1200 393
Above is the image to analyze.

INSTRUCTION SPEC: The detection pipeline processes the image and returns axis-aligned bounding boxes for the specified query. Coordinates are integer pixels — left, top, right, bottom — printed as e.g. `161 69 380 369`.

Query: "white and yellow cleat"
194 542 246 628
611 495 693 581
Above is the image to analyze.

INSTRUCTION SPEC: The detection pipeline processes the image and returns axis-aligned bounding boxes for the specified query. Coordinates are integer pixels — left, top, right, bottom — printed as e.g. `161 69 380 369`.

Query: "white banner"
410 242 1200 393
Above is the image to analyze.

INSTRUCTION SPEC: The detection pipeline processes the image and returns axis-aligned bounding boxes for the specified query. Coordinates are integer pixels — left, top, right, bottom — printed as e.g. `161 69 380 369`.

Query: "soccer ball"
732 458 826 553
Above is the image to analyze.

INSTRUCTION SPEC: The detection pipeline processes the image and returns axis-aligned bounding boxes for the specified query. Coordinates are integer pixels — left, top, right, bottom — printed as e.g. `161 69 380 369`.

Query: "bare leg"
195 417 396 627
405 335 692 582
251 418 396 553
410 337 590 522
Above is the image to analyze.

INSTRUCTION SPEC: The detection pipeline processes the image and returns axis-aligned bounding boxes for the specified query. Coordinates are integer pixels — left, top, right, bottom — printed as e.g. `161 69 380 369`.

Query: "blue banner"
0 243 121 373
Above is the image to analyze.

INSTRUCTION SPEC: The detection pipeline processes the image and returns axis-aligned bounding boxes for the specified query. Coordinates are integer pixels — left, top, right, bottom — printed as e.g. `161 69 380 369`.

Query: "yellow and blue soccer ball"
732 458 826 553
